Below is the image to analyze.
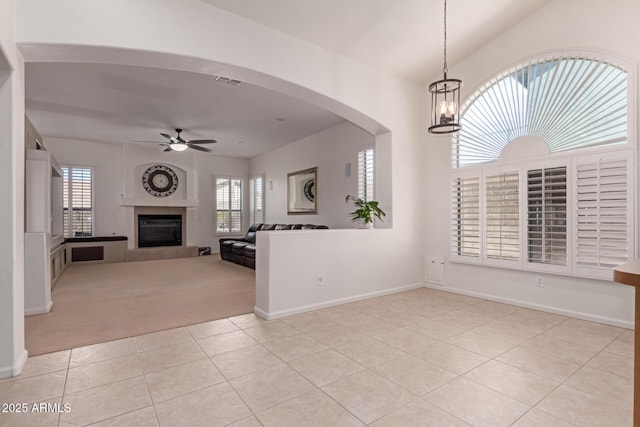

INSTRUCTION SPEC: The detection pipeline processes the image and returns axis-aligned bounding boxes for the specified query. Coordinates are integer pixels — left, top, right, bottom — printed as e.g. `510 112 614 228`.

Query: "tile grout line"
55 350 72 427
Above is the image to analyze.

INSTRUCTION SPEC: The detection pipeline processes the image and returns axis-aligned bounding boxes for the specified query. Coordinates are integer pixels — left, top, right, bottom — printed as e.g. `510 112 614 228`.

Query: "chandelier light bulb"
438 100 457 124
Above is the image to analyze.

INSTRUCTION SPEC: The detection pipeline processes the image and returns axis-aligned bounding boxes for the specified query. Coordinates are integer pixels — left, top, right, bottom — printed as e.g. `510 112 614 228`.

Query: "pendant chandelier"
428 0 462 134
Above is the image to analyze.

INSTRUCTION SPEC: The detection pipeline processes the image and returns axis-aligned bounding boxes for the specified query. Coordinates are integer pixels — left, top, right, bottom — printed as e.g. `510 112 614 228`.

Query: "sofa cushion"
244 244 256 258
231 242 250 253
245 223 260 243
219 240 237 261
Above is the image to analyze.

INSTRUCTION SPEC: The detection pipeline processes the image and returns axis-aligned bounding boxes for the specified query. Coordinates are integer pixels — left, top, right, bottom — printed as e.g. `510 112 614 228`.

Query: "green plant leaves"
345 195 386 223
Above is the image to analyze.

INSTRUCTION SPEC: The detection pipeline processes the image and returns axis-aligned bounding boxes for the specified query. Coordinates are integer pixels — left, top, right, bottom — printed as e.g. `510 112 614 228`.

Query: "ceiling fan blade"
160 133 179 143
189 144 212 153
133 140 163 144
188 139 217 144
164 147 173 152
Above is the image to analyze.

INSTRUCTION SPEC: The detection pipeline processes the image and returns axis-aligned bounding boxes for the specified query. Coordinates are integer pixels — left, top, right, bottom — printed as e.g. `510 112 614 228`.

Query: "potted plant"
345 195 386 228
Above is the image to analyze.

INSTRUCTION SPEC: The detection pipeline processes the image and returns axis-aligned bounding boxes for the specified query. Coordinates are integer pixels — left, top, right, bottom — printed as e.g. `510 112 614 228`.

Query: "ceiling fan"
141 129 217 152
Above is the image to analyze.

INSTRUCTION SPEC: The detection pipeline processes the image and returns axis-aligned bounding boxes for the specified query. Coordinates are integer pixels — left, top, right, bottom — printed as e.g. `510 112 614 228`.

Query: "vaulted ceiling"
24 0 554 157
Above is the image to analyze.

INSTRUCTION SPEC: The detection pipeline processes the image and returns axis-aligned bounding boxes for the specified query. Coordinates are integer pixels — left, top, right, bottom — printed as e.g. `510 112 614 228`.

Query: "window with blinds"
448 52 634 279
575 153 631 273
62 166 93 237
451 176 480 258
453 56 628 168
485 171 519 261
358 148 374 201
216 178 242 233
249 176 264 225
527 167 567 266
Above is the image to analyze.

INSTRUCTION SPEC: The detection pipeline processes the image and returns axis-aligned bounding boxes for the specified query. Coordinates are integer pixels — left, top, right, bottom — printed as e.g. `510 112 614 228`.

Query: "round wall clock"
142 165 179 197
303 178 315 202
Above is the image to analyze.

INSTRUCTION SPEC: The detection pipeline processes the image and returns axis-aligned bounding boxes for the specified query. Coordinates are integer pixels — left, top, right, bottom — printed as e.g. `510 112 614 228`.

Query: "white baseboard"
24 300 52 316
423 281 634 329
0 348 28 379
254 282 425 320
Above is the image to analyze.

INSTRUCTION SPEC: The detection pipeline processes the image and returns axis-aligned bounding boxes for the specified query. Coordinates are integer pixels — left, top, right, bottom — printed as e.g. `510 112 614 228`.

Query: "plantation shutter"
230 179 242 233
63 168 70 236
453 56 628 168
575 152 632 274
249 176 264 225
62 166 93 237
358 148 374 201
527 166 567 266
485 171 519 261
216 178 242 233
216 178 230 233
451 176 480 258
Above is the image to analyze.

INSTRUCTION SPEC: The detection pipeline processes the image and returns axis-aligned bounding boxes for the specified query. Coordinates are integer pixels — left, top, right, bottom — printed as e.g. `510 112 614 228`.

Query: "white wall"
0 0 27 378
424 0 640 328
250 121 377 228
256 229 423 318
45 137 249 248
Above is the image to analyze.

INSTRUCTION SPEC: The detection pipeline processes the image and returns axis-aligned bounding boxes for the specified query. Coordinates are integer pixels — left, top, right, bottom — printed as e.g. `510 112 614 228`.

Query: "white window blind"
358 148 374 201
448 53 634 280
576 154 631 271
451 176 480 258
485 171 519 261
62 166 93 237
216 178 242 233
453 56 628 168
527 167 567 265
249 176 264 225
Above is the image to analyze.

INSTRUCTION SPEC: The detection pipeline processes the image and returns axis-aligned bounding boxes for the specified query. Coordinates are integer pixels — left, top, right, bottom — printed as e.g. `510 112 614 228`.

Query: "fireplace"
138 215 182 248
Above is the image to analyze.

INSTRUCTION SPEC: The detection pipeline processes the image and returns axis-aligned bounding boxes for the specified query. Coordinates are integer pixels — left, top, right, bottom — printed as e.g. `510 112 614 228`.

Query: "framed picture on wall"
287 167 317 215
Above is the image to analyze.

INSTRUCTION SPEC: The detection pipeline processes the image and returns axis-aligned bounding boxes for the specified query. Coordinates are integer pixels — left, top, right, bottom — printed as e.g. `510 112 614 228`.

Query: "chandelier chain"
443 0 448 76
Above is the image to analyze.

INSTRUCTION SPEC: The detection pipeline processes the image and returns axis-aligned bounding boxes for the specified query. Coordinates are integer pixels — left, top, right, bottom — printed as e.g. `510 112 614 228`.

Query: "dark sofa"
219 223 329 269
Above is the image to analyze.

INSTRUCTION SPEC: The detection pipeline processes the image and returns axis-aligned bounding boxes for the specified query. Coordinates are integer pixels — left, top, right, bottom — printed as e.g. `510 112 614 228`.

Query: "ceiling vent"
214 75 242 86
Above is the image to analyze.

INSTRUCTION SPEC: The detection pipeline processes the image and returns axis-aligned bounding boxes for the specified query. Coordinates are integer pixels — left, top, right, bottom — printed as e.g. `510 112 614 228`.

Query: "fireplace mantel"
120 197 199 207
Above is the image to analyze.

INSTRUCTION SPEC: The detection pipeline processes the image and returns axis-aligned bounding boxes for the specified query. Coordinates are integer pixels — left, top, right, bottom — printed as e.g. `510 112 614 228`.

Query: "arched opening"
21 45 395 353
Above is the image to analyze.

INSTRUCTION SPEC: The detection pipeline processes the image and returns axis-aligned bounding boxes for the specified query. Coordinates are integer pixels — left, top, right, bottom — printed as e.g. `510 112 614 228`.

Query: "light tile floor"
0 288 633 426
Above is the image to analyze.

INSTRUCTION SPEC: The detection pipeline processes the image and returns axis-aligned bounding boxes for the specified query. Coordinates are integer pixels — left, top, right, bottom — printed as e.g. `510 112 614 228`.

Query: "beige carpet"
25 256 255 356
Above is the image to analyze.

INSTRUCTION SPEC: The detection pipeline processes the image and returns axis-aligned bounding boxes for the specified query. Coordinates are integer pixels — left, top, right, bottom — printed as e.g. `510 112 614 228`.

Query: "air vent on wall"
214 75 242 86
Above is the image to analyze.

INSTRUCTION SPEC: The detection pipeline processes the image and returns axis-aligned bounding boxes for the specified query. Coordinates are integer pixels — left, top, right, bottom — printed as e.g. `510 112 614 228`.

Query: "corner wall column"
0 16 28 376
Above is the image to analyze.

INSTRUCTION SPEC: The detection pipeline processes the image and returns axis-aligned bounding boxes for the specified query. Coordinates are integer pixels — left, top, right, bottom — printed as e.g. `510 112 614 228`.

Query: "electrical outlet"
536 276 544 288
316 274 325 286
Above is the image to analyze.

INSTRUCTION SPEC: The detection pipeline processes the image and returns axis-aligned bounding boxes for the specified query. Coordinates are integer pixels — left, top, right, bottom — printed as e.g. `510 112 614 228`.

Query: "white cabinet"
24 149 65 314
25 149 63 235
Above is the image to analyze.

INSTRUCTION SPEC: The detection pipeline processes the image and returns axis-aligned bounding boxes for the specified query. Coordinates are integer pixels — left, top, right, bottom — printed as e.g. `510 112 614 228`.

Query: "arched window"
453 56 628 168
450 53 634 279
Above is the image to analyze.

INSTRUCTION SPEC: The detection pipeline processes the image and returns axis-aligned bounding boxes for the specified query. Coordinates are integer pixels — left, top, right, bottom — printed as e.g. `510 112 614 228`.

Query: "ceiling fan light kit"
428 0 462 135
140 128 217 153
170 143 189 152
